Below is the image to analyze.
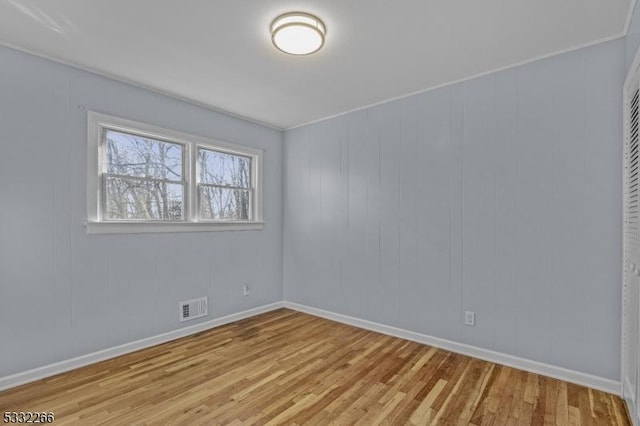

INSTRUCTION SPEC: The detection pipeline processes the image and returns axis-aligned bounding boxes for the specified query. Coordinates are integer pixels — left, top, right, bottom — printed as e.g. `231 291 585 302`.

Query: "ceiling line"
624 0 638 36
1 0 635 132
0 39 285 132
285 31 627 131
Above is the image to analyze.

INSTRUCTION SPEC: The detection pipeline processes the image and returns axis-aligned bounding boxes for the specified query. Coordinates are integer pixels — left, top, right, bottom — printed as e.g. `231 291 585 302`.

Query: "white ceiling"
0 0 633 129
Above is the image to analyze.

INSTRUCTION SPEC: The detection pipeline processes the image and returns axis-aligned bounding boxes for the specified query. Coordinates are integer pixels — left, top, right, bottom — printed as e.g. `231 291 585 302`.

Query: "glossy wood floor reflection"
0 309 629 425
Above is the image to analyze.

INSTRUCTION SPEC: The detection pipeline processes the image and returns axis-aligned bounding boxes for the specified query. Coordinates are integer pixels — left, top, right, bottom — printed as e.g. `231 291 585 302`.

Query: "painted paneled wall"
284 39 624 380
0 46 283 377
627 1 640 72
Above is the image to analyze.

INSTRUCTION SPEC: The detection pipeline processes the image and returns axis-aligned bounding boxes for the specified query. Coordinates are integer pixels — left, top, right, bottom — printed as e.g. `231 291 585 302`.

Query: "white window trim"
86 111 264 234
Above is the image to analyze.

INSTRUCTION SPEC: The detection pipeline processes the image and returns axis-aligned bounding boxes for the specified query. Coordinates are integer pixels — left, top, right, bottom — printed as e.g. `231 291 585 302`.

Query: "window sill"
85 221 264 234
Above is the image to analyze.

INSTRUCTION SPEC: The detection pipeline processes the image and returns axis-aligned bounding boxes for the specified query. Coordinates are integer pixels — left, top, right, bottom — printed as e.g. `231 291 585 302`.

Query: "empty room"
2 0 640 424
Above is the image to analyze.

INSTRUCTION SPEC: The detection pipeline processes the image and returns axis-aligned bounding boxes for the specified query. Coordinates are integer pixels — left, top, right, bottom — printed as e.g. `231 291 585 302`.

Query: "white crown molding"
284 301 622 396
0 40 283 132
0 17 632 133
0 302 284 392
287 0 635 131
625 0 638 36
285 32 626 131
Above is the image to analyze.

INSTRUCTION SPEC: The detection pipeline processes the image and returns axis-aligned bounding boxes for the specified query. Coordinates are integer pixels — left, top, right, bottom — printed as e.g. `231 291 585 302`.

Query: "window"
198 148 252 220
104 129 185 221
86 112 263 234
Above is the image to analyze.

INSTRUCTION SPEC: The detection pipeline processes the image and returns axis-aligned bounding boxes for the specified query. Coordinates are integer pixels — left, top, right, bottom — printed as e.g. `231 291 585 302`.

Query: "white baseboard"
624 378 639 425
0 302 284 392
284 301 622 396
1 300 622 398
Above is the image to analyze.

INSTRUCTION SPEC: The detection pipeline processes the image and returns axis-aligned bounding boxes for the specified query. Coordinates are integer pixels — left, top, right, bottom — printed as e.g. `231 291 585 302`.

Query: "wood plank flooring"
0 309 629 425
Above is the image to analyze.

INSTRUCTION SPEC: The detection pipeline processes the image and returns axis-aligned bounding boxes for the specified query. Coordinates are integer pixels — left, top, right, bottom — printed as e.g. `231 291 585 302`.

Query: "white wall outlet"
464 311 475 326
243 282 250 296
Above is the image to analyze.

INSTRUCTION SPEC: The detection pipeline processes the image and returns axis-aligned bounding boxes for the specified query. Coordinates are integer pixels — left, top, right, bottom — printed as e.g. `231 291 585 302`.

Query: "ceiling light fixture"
271 12 326 55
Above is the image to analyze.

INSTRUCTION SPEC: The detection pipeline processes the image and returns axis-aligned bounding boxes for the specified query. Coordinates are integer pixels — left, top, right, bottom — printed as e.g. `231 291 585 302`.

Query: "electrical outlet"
243 282 250 296
464 311 475 326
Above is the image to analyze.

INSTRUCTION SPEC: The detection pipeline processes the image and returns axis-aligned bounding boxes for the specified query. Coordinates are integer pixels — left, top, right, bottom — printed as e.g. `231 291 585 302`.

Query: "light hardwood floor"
0 309 630 425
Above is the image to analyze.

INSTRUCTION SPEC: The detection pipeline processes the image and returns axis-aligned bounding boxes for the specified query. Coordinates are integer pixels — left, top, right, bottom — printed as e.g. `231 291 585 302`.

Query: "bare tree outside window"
103 130 184 220
102 131 254 222
87 112 263 233
198 149 252 220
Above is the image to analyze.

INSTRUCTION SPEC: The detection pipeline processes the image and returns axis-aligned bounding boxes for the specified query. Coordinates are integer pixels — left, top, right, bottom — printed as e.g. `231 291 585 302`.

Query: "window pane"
104 176 184 220
199 149 251 188
105 129 183 181
200 187 251 220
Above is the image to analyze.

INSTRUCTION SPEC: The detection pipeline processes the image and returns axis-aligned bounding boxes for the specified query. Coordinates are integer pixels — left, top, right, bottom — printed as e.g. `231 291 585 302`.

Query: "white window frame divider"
86 111 264 234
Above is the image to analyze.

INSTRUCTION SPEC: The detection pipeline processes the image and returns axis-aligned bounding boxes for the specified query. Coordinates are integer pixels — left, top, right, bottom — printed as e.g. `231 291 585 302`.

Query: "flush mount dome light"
271 12 326 55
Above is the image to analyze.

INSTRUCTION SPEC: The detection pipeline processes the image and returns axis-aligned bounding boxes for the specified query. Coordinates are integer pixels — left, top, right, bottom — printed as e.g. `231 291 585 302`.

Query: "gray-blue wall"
0 28 631 383
0 46 284 377
627 1 640 72
284 39 625 380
